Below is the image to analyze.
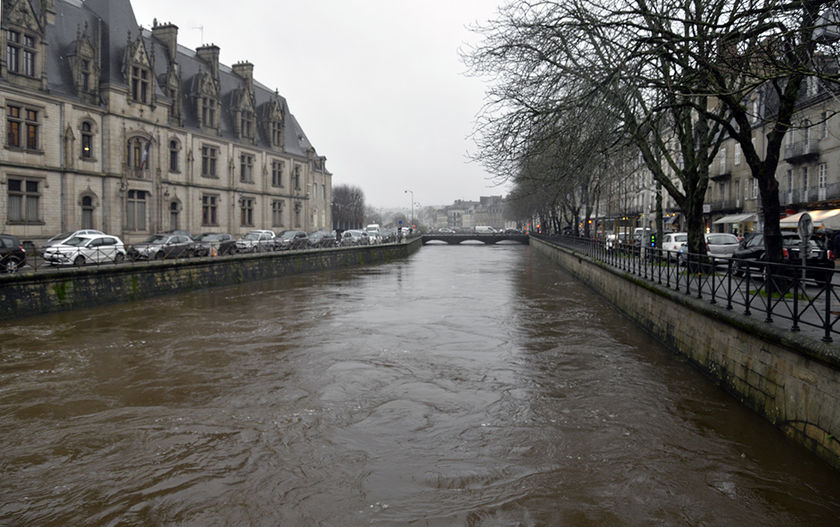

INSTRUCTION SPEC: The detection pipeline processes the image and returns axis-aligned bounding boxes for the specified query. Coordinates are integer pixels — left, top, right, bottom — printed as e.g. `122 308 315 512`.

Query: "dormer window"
131 65 150 103
6 29 38 78
271 121 282 147
201 96 216 128
240 110 254 139
80 59 91 91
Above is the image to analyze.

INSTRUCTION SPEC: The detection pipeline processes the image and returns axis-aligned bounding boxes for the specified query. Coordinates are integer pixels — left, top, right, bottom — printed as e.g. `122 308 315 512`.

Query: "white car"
43 234 127 266
40 229 104 255
662 232 688 253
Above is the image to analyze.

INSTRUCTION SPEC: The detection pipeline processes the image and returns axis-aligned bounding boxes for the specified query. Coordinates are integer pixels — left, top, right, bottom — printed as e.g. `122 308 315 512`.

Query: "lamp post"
404 189 414 228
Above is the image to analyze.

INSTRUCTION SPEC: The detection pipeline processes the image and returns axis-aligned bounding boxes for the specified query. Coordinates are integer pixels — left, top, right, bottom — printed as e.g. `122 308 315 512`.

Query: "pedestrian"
832 231 840 260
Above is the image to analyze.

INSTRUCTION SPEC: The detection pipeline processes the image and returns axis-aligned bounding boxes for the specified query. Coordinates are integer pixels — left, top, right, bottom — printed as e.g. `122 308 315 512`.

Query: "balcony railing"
784 141 820 163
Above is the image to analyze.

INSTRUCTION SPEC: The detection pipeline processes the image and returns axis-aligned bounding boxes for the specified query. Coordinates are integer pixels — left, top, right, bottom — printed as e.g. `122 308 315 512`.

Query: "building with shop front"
1 0 332 246
707 78 840 235
599 79 839 237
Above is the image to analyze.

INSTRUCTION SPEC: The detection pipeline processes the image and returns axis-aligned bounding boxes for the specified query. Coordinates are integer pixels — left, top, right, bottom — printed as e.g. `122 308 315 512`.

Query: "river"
1 243 839 526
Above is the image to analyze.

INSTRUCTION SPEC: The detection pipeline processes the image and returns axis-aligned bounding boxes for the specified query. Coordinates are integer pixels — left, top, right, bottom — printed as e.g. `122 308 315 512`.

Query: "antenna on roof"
193 25 205 45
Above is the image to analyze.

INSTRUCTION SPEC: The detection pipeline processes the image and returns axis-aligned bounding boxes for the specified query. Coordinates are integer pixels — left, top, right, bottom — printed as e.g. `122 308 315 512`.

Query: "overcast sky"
131 0 507 210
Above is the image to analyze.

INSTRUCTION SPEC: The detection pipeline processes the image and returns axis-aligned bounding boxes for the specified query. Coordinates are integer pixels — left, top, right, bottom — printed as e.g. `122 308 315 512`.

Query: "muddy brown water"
1 244 839 526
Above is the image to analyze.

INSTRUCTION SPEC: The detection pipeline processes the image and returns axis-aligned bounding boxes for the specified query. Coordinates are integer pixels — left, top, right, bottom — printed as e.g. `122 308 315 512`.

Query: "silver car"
705 233 740 258
236 230 276 253
43 234 126 266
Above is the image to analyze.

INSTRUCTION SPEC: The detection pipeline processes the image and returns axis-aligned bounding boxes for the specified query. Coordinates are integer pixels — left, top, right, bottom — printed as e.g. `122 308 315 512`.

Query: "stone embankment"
531 236 840 470
0 239 421 321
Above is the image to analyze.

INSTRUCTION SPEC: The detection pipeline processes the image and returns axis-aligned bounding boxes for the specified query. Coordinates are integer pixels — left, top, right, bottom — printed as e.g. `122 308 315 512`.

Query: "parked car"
275 230 309 250
236 230 276 253
40 229 104 255
341 229 368 246
437 227 456 233
662 232 688 254
365 224 382 244
128 233 193 260
380 228 397 243
732 232 835 281
43 234 127 266
606 232 628 251
0 234 26 273
705 233 740 259
308 231 336 249
190 233 236 257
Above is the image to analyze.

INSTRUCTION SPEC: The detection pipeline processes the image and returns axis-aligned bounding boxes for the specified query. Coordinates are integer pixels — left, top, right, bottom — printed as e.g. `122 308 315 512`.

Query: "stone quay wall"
0 239 422 322
531 237 840 470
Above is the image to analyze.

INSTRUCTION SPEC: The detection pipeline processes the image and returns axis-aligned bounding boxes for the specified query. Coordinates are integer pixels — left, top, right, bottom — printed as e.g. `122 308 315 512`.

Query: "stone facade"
0 0 332 245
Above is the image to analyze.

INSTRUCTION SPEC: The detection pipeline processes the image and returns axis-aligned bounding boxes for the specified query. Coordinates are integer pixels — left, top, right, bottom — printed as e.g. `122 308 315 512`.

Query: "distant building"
433 196 506 229
1 0 332 244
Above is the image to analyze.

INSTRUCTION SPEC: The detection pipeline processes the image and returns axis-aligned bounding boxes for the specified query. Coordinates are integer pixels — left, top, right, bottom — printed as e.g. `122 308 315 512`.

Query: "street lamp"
404 189 414 227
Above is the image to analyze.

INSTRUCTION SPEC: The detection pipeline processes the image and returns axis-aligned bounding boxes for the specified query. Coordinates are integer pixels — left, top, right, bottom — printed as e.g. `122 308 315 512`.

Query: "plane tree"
468 0 840 259
466 0 733 256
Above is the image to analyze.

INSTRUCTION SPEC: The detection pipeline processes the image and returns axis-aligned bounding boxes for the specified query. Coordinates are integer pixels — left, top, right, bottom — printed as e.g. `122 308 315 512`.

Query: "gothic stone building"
1 0 332 245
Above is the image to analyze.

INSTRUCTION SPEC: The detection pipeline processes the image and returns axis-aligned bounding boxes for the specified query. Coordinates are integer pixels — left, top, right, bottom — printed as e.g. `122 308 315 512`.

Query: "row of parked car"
607 229 836 281
0 227 394 272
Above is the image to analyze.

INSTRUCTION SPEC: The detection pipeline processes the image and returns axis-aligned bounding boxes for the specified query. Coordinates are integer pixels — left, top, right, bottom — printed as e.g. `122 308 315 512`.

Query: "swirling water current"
1 244 839 526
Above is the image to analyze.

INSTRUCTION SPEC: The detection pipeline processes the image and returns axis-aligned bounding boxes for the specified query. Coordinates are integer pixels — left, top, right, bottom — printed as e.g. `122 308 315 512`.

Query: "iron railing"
1 235 418 276
537 235 840 343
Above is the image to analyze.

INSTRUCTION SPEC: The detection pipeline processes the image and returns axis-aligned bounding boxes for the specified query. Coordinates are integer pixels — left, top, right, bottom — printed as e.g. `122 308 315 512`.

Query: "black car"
733 232 835 282
190 233 236 257
307 231 336 249
0 234 26 273
275 230 309 250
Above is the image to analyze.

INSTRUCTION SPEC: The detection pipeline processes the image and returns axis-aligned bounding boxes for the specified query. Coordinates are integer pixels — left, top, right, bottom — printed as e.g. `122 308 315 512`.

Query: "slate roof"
40 0 319 161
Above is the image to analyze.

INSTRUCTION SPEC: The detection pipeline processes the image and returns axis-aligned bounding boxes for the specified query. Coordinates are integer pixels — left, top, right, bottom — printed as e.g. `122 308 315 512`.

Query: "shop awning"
780 209 840 231
713 213 757 225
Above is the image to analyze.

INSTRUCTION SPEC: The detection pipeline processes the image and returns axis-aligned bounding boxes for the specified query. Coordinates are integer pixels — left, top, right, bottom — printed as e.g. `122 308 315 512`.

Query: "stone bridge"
421 233 530 245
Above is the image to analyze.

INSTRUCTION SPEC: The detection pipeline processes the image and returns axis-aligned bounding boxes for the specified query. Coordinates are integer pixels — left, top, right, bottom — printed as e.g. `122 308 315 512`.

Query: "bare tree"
331 184 365 230
467 0 839 258
466 0 730 254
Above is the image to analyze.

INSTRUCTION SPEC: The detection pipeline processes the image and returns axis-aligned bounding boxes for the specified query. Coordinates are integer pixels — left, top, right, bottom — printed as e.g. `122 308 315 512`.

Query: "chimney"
232 61 254 83
44 0 56 24
195 44 220 78
152 21 179 63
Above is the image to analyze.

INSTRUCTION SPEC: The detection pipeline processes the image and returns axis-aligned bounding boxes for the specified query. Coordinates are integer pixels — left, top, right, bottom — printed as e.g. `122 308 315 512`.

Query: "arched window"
81 122 93 159
169 140 179 172
81 195 95 229
127 137 150 178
